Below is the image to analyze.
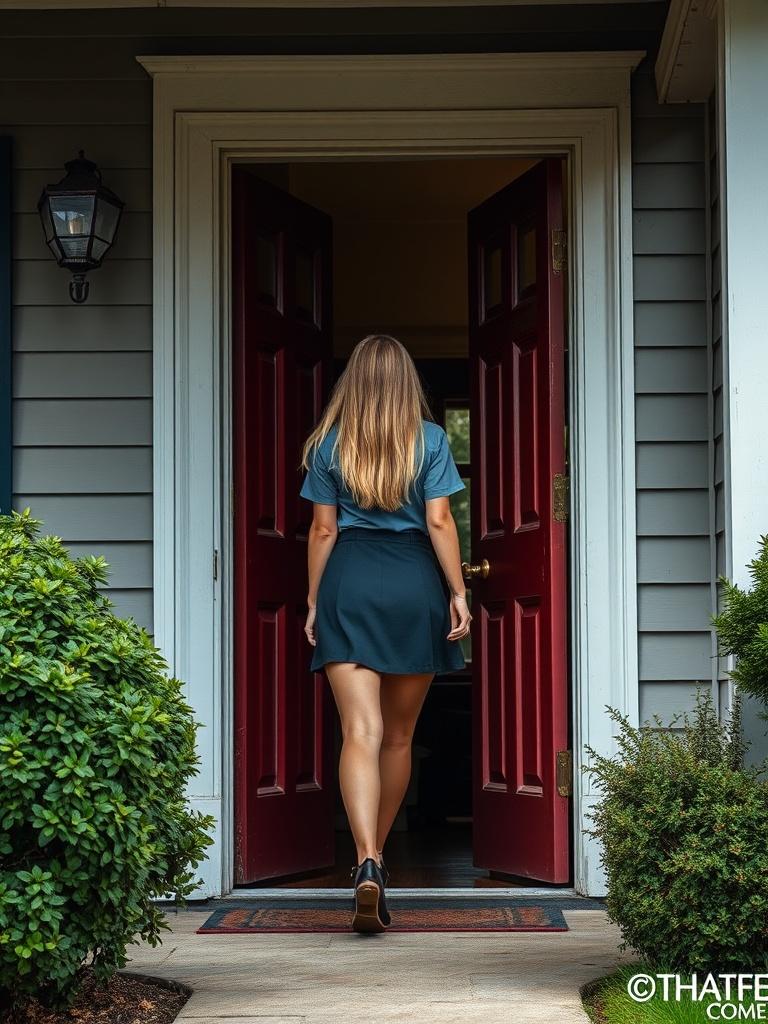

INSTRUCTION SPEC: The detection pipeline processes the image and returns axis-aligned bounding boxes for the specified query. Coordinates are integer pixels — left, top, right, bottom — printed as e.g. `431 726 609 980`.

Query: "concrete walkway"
127 904 633 1024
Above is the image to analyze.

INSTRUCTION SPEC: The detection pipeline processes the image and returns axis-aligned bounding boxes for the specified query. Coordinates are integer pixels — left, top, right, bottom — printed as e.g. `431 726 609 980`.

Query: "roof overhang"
655 0 717 103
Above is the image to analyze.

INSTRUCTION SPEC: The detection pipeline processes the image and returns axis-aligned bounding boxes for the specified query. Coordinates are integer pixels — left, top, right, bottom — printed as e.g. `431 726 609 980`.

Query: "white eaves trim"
655 0 717 103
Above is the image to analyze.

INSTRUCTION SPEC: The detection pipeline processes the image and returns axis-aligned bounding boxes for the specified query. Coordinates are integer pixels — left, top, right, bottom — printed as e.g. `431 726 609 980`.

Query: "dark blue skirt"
311 527 466 676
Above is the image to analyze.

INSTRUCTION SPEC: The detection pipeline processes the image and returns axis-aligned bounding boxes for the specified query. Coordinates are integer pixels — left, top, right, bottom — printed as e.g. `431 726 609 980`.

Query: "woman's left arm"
305 502 338 646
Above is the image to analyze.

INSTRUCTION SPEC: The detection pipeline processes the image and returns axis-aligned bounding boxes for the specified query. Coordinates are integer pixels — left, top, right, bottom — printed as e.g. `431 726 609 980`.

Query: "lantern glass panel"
91 238 109 262
49 194 94 238
93 195 121 247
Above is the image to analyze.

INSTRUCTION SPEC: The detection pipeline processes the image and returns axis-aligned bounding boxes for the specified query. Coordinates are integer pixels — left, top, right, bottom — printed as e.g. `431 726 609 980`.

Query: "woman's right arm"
305 502 338 646
425 496 472 641
307 503 338 607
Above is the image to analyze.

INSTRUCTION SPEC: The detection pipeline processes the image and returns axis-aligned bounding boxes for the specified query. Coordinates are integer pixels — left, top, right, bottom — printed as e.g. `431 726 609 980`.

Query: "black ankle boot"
349 857 389 932
378 855 390 887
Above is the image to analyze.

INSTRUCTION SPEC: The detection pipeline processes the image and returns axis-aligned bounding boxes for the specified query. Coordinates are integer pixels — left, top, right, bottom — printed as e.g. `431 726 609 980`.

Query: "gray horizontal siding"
64 541 152 589
636 442 708 488
10 124 151 170
637 537 711 583
635 347 707 392
632 68 714 727
14 306 152 351
9 67 152 631
639 632 713 681
14 399 152 445
636 491 709 536
632 209 705 255
15 447 152 493
14 260 152 306
639 681 712 727
14 495 152 541
14 353 152 398
634 301 706 347
636 395 708 441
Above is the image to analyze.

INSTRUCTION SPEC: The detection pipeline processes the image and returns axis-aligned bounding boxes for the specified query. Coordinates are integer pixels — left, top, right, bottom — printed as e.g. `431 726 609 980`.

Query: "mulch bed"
8 969 191 1024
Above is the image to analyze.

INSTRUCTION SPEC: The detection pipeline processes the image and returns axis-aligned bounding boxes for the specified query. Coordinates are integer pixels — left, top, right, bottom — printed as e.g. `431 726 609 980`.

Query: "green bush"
584 690 768 974
713 533 768 711
0 509 213 1011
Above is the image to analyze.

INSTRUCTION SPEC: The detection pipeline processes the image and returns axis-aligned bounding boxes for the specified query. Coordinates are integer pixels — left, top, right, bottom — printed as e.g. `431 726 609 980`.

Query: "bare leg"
376 672 434 855
325 662 383 866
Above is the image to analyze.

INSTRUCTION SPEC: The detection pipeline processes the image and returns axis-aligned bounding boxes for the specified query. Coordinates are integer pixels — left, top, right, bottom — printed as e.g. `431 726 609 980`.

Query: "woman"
300 334 471 933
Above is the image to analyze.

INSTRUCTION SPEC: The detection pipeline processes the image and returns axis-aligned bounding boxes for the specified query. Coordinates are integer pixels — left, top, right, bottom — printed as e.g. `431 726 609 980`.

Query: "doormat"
196 897 573 933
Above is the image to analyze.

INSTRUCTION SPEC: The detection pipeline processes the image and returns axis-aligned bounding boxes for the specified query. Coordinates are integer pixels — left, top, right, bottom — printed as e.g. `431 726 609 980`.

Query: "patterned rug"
195 896 585 933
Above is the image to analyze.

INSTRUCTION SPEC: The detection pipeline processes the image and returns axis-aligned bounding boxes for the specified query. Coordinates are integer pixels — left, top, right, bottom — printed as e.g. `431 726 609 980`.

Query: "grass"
581 964 758 1024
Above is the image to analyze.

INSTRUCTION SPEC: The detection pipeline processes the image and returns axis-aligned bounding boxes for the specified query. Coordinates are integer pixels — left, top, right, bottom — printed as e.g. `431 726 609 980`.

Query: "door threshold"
223 886 581 899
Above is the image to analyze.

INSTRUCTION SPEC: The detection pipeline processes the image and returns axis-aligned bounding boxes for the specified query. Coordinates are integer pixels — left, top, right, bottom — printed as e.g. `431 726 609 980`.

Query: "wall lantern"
37 151 124 304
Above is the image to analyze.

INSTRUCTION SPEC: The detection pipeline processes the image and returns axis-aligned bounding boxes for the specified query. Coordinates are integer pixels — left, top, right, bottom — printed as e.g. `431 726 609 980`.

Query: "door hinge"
213 548 219 581
556 750 573 797
552 228 567 275
553 473 569 522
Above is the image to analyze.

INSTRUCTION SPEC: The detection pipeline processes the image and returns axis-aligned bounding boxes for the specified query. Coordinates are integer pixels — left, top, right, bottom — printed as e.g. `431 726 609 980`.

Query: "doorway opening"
232 155 572 889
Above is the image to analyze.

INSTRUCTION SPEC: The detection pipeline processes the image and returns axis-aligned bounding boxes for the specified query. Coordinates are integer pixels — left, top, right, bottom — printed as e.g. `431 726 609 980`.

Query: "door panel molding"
139 52 642 897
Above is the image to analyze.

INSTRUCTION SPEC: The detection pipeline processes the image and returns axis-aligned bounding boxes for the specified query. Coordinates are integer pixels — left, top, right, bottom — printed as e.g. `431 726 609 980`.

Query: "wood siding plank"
12 493 152 541
636 395 708 441
13 259 151 306
638 583 713 631
11 124 151 170
13 305 152 352
15 447 152 493
64 540 153 589
639 631 713 680
634 301 706 347
635 347 707 393
637 536 711 583
13 398 152 445
106 588 152 632
636 489 710 536
0 81 151 125
632 209 705 255
633 255 706 301
14 352 152 398
639 681 712 725
632 117 704 163
636 441 709 489
632 164 705 209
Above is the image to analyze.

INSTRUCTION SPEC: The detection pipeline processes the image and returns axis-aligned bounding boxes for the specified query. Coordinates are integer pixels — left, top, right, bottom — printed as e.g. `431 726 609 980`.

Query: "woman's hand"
304 604 317 646
447 593 472 641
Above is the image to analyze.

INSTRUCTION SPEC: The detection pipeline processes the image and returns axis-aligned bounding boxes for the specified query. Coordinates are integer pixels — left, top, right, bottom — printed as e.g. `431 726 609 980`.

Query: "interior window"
445 404 472 663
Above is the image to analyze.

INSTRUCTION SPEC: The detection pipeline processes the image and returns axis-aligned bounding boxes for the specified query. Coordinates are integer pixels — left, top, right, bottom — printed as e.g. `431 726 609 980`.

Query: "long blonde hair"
301 335 433 511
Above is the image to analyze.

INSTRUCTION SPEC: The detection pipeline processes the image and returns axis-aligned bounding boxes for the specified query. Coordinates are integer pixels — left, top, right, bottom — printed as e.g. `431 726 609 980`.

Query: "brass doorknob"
462 559 490 581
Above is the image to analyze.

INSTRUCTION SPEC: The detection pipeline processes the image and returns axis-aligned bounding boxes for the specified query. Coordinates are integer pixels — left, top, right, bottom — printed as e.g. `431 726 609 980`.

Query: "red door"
468 159 570 882
232 167 335 883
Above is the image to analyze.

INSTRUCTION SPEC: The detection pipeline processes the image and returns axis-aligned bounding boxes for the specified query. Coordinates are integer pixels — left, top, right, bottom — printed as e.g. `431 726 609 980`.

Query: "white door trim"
138 52 642 897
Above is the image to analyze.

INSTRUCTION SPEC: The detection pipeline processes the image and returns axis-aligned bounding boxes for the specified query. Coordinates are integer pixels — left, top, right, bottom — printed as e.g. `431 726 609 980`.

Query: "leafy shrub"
713 533 768 711
0 509 213 1011
584 690 768 973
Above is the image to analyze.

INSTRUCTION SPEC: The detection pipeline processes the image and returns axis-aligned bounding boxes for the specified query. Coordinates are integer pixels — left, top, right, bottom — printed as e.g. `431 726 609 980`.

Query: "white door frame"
137 52 643 897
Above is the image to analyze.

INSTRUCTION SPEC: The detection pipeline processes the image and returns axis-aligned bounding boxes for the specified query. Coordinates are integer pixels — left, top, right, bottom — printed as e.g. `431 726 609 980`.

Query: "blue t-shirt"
300 420 465 534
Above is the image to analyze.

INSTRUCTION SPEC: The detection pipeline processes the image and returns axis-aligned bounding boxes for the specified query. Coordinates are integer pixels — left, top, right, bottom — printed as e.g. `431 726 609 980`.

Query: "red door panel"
232 167 335 883
468 159 569 883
